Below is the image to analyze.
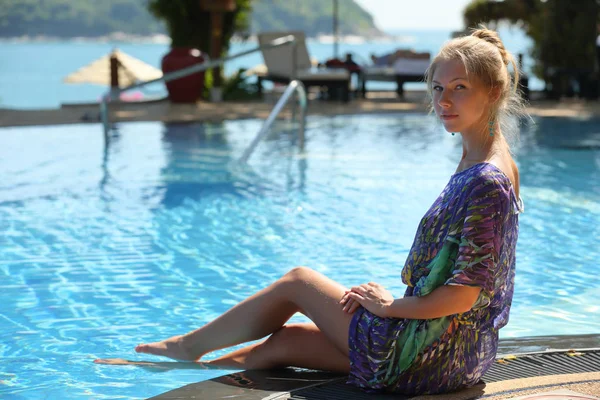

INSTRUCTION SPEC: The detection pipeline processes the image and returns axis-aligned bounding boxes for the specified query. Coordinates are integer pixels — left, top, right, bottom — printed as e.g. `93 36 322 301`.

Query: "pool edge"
146 334 600 399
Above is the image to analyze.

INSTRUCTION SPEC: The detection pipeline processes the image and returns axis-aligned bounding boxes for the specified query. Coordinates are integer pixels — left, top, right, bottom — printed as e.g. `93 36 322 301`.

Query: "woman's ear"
490 86 502 104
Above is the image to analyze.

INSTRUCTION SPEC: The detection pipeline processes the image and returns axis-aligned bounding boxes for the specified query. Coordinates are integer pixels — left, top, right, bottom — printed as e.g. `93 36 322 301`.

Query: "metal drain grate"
288 349 600 399
483 349 600 382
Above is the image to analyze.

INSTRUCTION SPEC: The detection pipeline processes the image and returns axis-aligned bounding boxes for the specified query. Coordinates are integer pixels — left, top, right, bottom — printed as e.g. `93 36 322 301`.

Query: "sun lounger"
256 31 351 102
361 51 430 97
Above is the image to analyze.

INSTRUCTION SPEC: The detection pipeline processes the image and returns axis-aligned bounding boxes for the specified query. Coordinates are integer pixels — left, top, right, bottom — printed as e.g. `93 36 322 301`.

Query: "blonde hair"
425 26 528 147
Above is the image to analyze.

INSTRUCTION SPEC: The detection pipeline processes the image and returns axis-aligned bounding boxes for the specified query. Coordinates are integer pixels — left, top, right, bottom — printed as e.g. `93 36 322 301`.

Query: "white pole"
333 0 339 59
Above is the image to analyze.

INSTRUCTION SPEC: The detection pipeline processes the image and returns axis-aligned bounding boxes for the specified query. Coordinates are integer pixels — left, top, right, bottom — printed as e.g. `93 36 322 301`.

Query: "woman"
97 27 526 395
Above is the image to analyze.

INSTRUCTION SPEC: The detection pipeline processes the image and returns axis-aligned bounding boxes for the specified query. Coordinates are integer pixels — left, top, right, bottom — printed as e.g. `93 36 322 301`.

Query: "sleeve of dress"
444 175 505 310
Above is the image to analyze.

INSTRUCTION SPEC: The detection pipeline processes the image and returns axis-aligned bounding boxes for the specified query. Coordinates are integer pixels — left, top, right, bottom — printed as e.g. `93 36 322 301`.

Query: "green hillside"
0 0 382 38
252 0 381 37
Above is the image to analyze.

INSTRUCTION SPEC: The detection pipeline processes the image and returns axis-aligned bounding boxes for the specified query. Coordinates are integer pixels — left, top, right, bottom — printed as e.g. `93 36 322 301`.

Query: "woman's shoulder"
452 162 508 184
452 162 517 201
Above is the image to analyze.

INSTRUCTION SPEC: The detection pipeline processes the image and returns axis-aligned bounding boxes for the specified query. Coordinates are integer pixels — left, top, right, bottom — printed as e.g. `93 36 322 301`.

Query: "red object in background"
161 48 206 103
325 57 362 73
325 58 345 68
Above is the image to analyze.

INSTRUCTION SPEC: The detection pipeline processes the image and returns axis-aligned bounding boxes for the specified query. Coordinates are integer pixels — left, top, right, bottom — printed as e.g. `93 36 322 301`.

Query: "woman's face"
431 58 493 136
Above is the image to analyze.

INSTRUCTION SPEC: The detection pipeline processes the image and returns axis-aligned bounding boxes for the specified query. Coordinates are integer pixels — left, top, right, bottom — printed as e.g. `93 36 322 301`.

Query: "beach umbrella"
63 49 163 89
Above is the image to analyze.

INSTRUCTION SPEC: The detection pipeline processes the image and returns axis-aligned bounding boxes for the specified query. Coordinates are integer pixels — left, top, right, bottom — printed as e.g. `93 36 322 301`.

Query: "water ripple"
0 115 598 398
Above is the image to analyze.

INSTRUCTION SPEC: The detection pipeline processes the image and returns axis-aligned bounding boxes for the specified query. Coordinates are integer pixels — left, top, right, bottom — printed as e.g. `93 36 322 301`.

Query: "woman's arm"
386 284 481 319
343 174 508 319
342 283 481 319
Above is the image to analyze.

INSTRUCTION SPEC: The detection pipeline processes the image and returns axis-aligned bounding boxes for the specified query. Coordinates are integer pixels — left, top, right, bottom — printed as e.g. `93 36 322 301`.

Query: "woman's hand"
339 282 394 318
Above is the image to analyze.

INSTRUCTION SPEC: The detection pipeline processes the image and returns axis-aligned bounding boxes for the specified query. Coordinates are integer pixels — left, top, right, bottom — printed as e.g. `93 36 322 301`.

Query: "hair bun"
471 27 510 65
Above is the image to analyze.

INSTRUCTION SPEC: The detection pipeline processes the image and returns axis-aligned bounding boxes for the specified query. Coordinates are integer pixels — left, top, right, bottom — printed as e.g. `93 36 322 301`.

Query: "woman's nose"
437 91 451 108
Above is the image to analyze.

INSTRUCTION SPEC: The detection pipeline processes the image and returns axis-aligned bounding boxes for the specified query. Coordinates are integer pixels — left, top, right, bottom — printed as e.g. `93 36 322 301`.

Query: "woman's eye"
433 85 442 91
455 84 466 90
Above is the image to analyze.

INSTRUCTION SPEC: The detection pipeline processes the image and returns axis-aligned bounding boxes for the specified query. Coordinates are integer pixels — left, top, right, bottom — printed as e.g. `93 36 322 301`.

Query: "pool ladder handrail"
99 35 300 140
239 80 307 164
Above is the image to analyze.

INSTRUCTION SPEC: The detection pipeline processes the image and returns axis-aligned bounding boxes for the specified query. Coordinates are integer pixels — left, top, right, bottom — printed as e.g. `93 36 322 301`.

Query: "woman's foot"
93 358 213 370
94 358 167 367
135 335 200 361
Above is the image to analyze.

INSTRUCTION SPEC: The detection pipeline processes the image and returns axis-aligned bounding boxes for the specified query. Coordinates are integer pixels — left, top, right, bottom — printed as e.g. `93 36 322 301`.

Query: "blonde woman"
97 27 526 395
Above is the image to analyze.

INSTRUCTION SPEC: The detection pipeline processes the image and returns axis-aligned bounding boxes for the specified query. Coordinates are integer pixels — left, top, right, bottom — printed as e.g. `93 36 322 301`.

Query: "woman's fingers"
351 285 368 295
347 291 365 302
339 292 351 305
342 299 354 312
342 283 382 305
348 283 380 296
342 296 363 314
342 298 351 312
340 282 388 315
348 299 361 313
339 288 354 305
342 298 354 312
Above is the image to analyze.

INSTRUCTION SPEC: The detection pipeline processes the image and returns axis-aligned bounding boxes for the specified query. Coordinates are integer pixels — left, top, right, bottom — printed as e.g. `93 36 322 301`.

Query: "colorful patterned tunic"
348 162 524 395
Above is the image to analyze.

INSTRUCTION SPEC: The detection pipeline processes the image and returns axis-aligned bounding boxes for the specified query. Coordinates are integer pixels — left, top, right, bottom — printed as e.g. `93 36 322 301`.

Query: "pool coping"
147 334 600 400
2 92 599 129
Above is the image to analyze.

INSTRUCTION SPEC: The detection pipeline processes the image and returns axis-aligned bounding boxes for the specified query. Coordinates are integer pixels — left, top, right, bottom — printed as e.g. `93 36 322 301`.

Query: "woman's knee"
282 266 315 284
267 323 302 343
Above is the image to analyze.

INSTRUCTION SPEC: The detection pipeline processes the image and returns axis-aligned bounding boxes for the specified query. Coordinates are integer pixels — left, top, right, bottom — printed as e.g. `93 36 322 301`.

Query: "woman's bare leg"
206 323 350 372
135 267 354 361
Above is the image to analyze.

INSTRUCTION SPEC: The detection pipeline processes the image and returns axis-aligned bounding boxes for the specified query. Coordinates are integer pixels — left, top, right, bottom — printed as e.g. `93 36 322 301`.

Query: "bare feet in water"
134 335 200 361
94 358 165 367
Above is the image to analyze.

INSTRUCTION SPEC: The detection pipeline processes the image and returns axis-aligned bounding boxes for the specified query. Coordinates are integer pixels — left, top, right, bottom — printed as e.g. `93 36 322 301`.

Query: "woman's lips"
441 114 458 120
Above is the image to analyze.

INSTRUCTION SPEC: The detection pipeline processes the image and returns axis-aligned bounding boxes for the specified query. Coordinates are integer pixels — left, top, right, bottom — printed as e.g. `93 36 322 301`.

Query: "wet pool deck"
2 91 600 129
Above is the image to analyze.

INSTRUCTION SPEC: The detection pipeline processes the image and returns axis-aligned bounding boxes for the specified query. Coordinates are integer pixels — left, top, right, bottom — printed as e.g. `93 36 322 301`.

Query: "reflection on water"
158 122 242 207
528 116 600 150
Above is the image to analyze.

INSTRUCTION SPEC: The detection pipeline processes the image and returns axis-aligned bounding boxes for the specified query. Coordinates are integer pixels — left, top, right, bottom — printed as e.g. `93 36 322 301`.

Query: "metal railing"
239 80 307 164
99 35 299 140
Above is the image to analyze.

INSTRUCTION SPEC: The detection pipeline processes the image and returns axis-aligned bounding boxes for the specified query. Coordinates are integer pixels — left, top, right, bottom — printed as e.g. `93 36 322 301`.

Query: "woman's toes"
135 344 149 353
132 337 196 361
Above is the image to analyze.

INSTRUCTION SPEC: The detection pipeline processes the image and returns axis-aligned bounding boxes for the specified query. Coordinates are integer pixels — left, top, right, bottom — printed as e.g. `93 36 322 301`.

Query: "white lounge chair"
256 31 351 102
360 51 431 97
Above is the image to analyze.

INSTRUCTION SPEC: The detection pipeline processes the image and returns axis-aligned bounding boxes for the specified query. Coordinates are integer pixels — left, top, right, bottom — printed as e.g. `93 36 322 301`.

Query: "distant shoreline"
0 33 172 44
0 31 410 45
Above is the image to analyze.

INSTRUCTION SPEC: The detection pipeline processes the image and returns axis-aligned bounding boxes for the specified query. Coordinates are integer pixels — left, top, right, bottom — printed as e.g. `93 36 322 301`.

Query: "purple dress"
347 163 523 395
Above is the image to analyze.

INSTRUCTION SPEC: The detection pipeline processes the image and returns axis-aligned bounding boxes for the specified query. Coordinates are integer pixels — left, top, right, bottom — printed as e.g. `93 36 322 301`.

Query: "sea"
0 27 538 110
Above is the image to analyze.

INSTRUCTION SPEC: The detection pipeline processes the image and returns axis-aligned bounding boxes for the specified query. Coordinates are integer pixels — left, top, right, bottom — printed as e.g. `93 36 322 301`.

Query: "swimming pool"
1 113 598 399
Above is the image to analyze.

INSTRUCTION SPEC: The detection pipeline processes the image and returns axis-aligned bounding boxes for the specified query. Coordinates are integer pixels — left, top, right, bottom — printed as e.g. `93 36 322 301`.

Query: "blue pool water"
1 113 599 399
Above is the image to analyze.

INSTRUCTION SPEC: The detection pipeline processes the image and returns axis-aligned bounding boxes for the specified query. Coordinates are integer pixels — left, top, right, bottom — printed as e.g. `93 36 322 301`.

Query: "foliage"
146 0 209 48
464 0 537 29
146 0 251 52
222 1 252 53
200 67 260 101
0 0 380 39
250 0 381 37
463 0 599 98
0 0 163 37
222 69 261 101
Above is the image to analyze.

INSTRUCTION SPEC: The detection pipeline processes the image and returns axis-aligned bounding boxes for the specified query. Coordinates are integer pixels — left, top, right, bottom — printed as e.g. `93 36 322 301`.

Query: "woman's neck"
460 128 507 166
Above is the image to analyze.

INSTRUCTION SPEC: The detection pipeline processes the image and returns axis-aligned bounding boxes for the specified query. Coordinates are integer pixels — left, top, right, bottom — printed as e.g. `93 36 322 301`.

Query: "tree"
464 0 600 99
146 0 251 53
147 0 252 94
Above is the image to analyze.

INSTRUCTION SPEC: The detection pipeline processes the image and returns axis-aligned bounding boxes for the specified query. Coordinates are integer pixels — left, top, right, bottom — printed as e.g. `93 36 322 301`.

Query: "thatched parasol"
63 49 162 88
